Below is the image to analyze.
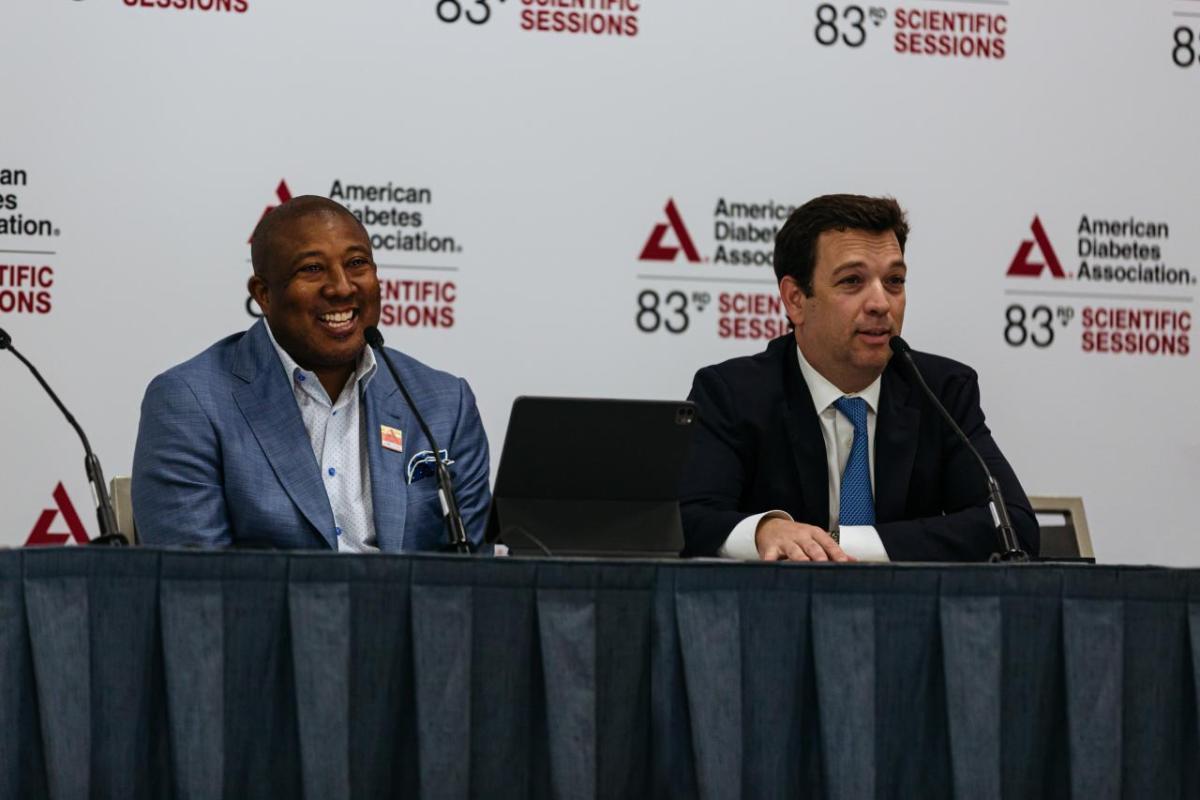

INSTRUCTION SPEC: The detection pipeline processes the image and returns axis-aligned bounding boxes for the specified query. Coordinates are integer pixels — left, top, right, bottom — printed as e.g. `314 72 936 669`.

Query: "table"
1 548 1196 799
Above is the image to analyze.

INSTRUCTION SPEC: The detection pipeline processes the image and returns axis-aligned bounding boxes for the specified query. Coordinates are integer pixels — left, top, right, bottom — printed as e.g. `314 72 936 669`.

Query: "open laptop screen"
486 396 697 558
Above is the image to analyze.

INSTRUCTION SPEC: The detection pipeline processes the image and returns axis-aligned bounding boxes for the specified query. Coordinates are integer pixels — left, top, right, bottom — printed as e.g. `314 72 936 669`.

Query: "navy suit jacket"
132 320 491 551
679 335 1038 561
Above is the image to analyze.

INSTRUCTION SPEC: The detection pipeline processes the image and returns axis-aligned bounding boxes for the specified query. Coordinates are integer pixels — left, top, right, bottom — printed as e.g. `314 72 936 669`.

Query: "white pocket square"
406 449 453 484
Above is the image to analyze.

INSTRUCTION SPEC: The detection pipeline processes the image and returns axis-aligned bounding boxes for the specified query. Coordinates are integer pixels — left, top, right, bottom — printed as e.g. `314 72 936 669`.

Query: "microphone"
363 326 472 554
888 336 1028 562
0 327 127 546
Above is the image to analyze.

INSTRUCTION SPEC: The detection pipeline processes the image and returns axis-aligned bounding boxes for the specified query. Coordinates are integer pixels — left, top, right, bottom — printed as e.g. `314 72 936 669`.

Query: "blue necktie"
833 396 875 526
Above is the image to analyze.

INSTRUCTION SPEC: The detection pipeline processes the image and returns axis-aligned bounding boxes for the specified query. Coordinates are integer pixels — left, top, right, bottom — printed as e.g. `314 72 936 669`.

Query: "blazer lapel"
365 360 412 552
780 343 831 527
231 321 337 548
874 362 920 522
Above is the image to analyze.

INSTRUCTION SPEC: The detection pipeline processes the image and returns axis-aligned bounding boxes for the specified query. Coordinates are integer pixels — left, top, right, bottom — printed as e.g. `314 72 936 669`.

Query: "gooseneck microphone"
0 327 127 546
363 326 472 554
888 336 1028 562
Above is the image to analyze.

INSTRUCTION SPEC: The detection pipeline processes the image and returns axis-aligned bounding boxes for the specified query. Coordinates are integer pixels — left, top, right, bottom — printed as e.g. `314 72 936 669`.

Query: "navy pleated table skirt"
0 548 1195 799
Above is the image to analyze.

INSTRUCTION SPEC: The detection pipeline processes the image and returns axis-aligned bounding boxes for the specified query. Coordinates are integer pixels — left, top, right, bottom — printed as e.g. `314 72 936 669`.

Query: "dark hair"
250 195 367 277
773 194 909 293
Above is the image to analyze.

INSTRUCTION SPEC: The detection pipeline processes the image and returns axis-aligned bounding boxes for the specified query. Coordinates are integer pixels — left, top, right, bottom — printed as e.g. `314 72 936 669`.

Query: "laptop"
486 396 697 558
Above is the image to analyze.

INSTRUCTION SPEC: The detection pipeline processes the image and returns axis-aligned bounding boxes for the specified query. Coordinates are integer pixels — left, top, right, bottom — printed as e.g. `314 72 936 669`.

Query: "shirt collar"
263 321 377 400
795 344 881 415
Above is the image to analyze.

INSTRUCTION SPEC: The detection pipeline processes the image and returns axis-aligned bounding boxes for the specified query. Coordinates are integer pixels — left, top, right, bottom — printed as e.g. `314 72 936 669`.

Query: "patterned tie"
832 396 875 526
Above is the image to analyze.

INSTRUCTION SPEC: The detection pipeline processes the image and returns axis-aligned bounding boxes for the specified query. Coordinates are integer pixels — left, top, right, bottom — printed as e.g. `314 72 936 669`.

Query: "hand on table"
755 517 855 562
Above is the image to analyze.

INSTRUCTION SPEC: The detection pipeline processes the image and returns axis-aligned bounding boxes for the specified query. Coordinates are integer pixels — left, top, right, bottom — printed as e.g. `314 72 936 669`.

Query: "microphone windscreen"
888 335 911 356
0 327 10 350
363 326 384 349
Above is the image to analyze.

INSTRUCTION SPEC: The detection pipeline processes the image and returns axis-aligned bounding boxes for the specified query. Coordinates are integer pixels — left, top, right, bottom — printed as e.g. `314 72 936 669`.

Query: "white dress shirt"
265 324 380 552
719 345 891 562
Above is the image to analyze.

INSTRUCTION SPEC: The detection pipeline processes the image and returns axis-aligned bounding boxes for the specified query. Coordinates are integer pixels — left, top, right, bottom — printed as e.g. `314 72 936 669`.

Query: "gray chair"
109 476 137 544
1030 496 1093 560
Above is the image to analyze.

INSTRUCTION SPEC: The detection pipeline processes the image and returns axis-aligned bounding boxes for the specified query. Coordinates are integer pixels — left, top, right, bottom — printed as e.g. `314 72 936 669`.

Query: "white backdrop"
2 0 1197 563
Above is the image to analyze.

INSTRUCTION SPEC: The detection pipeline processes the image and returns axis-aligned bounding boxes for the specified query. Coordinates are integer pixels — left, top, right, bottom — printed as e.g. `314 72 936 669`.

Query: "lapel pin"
380 425 404 453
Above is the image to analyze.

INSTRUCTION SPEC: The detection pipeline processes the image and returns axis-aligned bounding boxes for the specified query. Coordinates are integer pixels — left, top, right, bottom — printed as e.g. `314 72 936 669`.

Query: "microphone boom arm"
889 337 1027 562
363 327 472 554
0 329 126 546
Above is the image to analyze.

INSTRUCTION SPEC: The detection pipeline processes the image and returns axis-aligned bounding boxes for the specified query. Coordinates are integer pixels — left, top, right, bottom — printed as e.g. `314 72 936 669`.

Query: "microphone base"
88 533 129 547
989 548 1030 563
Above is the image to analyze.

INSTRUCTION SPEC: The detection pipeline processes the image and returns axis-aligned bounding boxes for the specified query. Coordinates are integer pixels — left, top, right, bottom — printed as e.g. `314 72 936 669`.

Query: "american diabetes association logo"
1002 213 1195 357
0 167 58 317
247 178 462 330
633 196 793 341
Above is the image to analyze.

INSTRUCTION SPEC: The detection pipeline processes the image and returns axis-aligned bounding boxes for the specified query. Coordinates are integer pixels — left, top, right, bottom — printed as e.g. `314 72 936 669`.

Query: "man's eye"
888 276 906 286
301 263 322 273
839 276 862 285
348 258 370 268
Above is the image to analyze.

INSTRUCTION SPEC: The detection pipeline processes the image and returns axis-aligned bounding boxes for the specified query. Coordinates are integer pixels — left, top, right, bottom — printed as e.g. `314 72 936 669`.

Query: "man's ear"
248 274 270 316
779 275 807 329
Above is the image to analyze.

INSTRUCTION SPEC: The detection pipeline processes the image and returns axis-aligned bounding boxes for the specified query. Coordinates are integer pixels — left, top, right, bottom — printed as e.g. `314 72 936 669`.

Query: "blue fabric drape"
2 549 1198 799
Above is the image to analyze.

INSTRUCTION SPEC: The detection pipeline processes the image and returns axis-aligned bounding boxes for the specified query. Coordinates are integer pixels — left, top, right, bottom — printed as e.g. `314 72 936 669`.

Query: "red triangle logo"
1007 216 1065 278
639 199 701 263
248 179 294 243
25 483 91 546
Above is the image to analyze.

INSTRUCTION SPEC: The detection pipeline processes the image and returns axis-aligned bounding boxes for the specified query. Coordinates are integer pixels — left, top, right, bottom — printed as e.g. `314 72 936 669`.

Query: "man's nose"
322 264 354 296
863 279 890 313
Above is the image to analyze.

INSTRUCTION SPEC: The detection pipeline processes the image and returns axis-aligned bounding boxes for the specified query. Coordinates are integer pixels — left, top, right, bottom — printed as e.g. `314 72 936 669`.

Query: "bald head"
250 195 367 278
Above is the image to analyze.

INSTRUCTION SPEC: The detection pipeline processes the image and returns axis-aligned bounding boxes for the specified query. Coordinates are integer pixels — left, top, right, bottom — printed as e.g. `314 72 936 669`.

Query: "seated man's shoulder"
685 339 794 440
145 331 248 401
696 334 792 382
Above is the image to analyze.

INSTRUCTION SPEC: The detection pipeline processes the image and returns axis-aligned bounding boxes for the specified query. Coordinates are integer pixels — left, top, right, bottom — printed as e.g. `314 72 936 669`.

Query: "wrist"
754 516 785 554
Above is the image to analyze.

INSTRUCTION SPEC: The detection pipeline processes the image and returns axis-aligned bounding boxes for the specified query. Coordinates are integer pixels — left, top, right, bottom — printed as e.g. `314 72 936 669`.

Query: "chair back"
1030 496 1092 559
109 476 137 544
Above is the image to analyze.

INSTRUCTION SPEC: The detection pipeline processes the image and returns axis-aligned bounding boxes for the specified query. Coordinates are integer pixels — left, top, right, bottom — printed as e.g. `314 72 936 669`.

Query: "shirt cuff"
838 526 890 562
720 510 794 560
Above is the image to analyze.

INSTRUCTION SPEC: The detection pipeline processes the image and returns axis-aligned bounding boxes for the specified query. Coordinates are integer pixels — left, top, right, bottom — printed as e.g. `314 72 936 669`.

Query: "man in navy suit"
680 194 1038 562
132 195 490 551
